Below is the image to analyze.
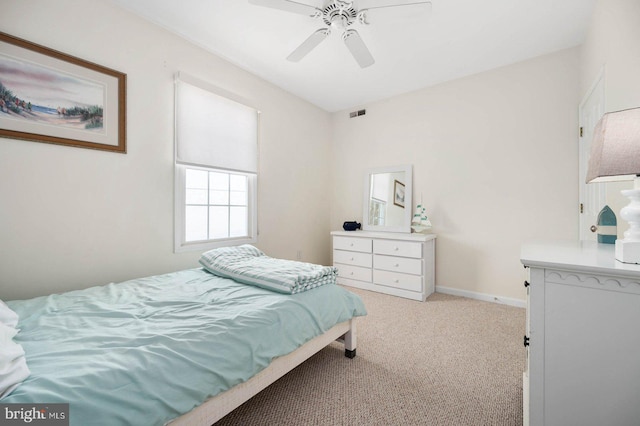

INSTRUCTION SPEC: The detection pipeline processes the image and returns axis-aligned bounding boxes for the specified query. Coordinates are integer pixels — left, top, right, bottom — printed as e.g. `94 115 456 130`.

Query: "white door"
578 71 606 241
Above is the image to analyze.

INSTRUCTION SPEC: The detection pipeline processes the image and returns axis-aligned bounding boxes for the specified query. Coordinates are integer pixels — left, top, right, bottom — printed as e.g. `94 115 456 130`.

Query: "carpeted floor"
216 288 526 425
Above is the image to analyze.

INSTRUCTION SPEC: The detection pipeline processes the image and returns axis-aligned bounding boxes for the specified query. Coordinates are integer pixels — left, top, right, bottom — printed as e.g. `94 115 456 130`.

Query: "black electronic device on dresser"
342 221 362 231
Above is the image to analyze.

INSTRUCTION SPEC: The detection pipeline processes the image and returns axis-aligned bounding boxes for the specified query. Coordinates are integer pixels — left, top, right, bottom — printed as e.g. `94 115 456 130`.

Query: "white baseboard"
435 286 526 308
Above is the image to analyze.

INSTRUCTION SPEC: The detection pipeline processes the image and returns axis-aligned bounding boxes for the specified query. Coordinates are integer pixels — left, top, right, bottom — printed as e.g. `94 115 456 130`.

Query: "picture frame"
393 179 405 208
0 32 126 153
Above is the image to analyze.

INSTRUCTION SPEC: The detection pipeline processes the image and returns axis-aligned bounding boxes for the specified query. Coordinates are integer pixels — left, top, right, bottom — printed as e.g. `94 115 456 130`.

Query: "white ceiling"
109 0 596 112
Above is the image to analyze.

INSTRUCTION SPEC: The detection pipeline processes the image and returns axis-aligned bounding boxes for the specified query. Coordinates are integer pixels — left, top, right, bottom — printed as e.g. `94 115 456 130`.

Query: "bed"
1 249 367 425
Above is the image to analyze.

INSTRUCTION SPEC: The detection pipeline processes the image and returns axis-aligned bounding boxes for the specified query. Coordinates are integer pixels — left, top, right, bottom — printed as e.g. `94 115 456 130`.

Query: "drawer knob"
350 257 355 261
350 272 354 275
350 243 354 247
394 247 399 251
394 279 399 283
394 263 400 267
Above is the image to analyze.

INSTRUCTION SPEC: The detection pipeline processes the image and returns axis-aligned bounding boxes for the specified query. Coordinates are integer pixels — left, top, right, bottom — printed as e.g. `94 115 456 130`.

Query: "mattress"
4 268 367 425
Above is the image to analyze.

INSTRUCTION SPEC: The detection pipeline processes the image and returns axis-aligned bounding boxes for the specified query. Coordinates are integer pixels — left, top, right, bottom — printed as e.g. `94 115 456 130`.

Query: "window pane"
186 189 208 205
186 169 208 189
209 172 229 190
209 189 229 205
230 174 247 205
230 206 248 237
229 190 246 206
185 206 208 241
230 174 247 191
209 206 229 239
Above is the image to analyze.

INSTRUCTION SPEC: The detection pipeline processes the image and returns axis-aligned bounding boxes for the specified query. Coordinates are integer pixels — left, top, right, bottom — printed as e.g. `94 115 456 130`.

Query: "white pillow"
0 300 18 328
0 323 30 399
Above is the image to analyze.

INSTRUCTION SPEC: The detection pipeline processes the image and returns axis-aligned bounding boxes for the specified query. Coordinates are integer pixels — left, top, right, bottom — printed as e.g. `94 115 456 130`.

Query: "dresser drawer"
335 264 372 282
373 239 422 258
374 254 422 275
334 236 373 253
334 250 372 268
373 270 422 292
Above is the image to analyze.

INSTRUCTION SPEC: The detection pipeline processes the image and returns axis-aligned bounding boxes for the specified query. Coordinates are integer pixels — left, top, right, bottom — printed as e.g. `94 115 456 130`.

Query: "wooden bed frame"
168 318 358 425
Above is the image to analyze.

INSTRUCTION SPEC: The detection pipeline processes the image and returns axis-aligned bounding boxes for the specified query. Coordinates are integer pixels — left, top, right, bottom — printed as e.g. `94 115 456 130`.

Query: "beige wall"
579 0 640 236
0 0 332 300
331 48 581 302
580 0 640 111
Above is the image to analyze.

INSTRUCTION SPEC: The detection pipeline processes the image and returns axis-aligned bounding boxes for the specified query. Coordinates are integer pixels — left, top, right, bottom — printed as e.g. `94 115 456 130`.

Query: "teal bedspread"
4 268 366 426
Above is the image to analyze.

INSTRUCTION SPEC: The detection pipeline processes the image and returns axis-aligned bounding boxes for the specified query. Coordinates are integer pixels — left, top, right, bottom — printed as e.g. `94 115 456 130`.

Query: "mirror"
363 165 413 233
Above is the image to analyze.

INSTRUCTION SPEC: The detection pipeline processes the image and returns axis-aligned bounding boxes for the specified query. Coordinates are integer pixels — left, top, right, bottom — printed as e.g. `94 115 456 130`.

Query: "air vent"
349 109 366 118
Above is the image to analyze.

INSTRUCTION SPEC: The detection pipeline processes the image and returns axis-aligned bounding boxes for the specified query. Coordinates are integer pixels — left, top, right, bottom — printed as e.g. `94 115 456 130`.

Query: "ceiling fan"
248 0 432 68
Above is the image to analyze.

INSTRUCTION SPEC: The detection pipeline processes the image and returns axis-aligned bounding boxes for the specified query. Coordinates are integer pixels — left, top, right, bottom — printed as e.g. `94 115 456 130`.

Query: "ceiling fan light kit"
248 0 432 68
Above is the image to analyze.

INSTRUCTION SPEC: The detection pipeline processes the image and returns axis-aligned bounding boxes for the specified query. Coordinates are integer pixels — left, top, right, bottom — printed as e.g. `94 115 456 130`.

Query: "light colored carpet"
216 288 525 425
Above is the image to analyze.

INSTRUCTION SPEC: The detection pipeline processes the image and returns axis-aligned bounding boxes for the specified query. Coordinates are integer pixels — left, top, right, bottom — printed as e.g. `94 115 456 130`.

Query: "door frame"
578 67 606 241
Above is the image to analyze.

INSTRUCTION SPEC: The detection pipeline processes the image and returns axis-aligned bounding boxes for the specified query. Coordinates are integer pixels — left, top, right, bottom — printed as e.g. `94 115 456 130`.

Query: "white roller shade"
176 75 258 173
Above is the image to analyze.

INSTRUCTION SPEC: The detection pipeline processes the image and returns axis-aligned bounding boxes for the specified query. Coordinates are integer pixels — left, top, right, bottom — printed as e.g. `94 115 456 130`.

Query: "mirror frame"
362 164 413 233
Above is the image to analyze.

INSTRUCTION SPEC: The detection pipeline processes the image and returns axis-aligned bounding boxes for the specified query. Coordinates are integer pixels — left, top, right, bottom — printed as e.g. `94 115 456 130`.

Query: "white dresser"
331 230 436 301
520 241 640 426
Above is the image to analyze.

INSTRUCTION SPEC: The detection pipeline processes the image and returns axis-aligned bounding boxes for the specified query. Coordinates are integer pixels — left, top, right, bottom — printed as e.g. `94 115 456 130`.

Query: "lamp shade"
586 107 640 183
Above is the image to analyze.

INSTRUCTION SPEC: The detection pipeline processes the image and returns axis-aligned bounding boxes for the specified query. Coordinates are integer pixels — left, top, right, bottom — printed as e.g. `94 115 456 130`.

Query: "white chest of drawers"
331 231 436 301
520 241 640 426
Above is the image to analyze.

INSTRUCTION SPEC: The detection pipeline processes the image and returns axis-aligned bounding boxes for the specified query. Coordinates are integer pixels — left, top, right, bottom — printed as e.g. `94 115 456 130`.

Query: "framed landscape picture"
0 32 126 153
393 179 405 208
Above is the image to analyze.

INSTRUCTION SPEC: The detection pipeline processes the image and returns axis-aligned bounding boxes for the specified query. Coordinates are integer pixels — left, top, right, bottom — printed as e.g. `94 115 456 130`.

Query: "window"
369 199 386 226
174 73 258 252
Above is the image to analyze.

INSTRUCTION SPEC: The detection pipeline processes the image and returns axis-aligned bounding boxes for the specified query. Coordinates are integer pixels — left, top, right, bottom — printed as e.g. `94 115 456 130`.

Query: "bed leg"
343 319 357 359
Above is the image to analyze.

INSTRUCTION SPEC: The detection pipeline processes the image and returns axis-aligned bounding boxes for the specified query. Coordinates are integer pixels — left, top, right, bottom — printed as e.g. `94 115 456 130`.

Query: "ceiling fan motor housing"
322 2 358 29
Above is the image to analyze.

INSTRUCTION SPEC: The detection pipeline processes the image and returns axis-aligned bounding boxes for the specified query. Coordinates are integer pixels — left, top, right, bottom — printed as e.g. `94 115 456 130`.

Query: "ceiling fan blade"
248 0 321 16
343 29 375 68
287 28 330 62
357 1 431 25
358 0 432 12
